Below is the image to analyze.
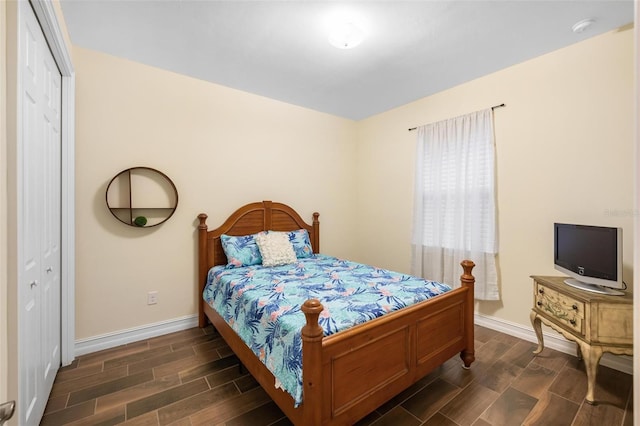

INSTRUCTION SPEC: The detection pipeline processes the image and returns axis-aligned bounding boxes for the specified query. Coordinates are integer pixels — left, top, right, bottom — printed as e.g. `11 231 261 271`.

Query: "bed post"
460 259 476 368
301 298 324 425
197 214 209 328
311 212 320 253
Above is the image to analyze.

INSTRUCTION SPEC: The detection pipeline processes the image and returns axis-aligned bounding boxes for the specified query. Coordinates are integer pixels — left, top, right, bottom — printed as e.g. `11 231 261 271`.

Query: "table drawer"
534 283 584 335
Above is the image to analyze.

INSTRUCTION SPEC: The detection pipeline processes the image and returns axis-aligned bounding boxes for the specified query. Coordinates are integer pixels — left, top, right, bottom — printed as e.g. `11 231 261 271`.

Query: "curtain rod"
408 103 506 132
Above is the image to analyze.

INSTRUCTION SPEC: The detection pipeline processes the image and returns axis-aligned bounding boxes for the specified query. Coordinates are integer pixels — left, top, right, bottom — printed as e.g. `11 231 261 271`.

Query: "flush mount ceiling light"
328 20 365 49
325 9 367 49
572 18 595 33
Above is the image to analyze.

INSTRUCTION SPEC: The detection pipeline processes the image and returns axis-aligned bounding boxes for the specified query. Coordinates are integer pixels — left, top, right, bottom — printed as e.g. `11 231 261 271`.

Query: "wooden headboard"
197 200 320 326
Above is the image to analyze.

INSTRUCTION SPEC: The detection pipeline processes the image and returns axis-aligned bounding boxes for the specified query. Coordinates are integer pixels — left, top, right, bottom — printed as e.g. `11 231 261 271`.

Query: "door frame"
27 0 75 365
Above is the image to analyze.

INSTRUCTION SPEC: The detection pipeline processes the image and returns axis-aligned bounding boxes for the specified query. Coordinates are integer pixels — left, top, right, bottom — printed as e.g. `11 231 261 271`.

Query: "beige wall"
355 28 634 327
74 47 358 339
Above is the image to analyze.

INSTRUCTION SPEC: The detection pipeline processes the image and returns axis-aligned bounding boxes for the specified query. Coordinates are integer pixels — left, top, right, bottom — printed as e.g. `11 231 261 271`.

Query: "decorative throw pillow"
255 232 297 267
220 233 264 268
287 229 313 258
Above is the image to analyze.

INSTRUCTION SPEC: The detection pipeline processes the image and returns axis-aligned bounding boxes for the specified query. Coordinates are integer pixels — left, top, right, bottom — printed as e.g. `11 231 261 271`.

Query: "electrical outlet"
147 291 158 305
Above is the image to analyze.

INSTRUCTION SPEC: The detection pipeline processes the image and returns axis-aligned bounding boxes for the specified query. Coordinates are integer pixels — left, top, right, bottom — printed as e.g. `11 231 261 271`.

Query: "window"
411 108 499 300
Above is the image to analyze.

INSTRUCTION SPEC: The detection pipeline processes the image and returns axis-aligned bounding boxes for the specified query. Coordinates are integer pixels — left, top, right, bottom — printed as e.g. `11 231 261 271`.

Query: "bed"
197 200 475 425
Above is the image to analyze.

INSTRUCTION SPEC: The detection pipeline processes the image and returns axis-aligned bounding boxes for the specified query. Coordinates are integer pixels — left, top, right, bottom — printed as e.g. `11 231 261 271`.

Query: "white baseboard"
74 314 199 357
73 312 632 376
474 313 633 375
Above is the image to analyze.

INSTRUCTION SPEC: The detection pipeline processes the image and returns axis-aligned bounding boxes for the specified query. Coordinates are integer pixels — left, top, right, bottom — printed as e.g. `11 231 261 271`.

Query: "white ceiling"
59 0 634 120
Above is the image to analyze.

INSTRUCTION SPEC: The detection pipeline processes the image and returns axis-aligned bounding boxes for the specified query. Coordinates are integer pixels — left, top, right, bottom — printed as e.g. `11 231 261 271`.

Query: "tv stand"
563 278 625 296
530 276 633 404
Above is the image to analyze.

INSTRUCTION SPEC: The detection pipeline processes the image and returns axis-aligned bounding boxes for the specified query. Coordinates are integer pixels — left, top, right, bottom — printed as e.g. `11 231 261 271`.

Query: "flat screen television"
553 223 625 296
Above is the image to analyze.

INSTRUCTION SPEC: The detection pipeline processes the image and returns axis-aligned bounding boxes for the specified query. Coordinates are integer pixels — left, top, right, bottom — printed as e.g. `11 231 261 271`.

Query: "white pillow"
255 232 297 267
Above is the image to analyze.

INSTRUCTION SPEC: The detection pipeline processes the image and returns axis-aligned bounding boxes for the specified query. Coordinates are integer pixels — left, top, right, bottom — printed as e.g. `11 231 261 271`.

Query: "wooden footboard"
301 260 475 425
197 202 475 425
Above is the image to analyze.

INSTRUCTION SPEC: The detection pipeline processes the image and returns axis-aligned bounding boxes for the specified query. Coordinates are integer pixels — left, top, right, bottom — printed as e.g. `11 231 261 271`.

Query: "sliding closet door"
18 1 62 423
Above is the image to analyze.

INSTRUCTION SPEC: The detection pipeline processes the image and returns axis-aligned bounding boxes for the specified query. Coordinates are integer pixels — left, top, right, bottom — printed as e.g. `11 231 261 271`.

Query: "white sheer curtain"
411 108 499 300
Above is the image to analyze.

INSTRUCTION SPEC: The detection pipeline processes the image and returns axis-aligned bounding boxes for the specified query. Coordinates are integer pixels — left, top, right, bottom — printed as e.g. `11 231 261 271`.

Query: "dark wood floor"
41 325 633 426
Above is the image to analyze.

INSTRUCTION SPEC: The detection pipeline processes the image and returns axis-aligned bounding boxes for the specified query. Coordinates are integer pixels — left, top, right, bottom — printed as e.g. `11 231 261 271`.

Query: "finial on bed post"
459 260 476 369
301 299 323 425
197 214 209 328
198 213 208 229
460 260 475 287
301 299 323 338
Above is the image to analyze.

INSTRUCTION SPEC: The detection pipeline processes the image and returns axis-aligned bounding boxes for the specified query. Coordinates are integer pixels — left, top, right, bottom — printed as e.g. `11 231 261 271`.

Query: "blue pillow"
287 229 313 259
220 233 264 268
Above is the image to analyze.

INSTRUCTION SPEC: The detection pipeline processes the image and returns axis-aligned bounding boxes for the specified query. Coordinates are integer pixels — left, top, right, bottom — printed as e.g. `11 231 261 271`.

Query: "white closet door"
18 1 62 424
39 9 62 395
20 6 42 419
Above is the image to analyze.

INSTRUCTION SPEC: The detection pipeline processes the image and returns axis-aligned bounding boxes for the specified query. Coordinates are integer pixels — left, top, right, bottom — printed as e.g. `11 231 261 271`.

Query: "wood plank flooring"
42 325 633 425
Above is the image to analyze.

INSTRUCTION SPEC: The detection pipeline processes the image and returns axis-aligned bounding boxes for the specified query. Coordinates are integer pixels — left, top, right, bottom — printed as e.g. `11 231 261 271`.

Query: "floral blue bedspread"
203 254 452 406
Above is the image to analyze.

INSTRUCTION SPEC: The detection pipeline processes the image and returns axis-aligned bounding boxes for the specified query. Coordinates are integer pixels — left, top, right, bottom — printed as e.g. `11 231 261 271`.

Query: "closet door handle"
30 280 38 288
0 400 15 426
46 267 53 273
